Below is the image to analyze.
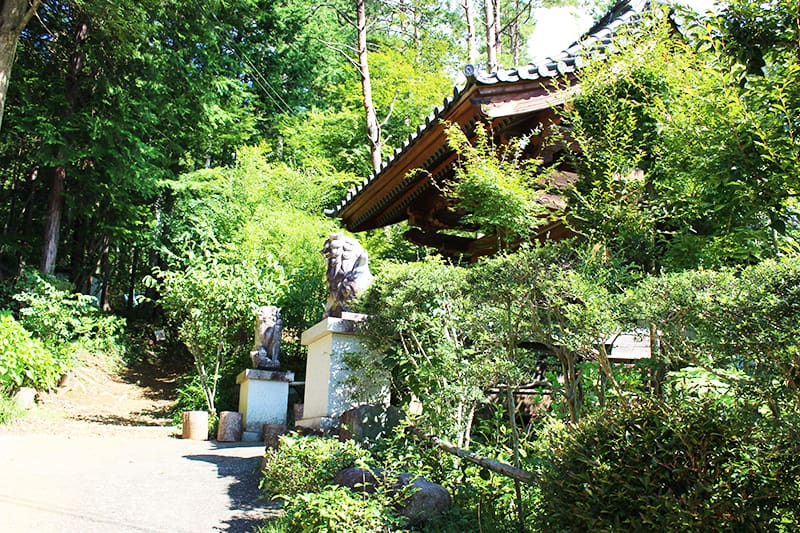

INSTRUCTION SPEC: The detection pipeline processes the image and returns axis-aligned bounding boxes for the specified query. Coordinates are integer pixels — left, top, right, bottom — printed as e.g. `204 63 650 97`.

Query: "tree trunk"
127 246 139 312
99 234 111 311
0 31 17 132
19 166 38 251
48 12 90 280
509 0 521 66
462 0 478 65
494 0 501 64
40 166 65 274
356 0 382 173
0 0 41 131
484 0 498 72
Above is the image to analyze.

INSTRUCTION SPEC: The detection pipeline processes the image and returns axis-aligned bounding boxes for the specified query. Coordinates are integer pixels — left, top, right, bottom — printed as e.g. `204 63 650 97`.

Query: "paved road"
0 429 278 532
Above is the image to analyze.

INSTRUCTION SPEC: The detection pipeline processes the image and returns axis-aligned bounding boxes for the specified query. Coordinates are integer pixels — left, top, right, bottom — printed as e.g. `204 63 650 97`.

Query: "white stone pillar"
296 313 387 430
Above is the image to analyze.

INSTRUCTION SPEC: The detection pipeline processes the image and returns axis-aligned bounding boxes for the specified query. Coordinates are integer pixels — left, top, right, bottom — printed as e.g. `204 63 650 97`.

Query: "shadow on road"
185 443 282 532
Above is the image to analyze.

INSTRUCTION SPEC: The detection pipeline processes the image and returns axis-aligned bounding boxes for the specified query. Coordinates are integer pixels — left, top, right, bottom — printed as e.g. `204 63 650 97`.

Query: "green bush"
156 255 284 414
172 374 210 419
0 311 60 391
260 435 371 498
264 485 401 533
628 255 800 416
535 397 800 531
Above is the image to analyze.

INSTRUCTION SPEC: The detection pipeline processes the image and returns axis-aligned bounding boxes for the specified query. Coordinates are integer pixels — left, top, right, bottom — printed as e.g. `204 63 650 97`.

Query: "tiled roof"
467 0 647 84
328 0 650 219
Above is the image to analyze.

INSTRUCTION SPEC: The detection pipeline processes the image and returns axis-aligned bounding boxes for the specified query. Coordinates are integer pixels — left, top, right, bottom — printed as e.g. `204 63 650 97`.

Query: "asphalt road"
0 431 277 532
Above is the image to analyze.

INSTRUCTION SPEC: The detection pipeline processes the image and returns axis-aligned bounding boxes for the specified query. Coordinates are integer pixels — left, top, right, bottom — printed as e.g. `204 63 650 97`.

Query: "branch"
379 89 399 129
320 3 355 27
316 38 361 71
17 0 42 34
408 426 538 484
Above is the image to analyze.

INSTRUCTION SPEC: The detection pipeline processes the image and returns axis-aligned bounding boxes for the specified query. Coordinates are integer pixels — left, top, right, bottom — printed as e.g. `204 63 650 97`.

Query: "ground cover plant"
0 270 129 398
259 435 405 532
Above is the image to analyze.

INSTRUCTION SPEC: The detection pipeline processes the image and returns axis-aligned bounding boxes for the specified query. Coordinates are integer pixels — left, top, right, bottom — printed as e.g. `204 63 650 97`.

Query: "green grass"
0 394 25 425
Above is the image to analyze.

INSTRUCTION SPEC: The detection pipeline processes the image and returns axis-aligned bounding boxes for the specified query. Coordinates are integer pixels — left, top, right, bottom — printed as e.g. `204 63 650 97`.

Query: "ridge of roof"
466 0 648 85
327 0 651 219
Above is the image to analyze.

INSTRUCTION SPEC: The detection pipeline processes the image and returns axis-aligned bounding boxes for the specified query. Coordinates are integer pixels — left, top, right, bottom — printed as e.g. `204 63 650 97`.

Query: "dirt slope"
2 357 182 437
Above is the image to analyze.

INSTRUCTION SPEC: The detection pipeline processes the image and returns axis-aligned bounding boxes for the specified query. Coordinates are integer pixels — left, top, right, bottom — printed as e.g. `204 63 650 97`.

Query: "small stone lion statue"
322 233 374 318
251 305 283 370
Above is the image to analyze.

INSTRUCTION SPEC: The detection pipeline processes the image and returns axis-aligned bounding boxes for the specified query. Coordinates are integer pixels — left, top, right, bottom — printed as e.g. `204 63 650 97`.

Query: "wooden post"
182 410 209 440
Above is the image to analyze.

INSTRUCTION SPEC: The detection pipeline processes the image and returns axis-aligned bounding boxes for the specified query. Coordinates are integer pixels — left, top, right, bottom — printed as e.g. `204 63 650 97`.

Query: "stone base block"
242 431 262 442
300 316 388 422
294 416 322 431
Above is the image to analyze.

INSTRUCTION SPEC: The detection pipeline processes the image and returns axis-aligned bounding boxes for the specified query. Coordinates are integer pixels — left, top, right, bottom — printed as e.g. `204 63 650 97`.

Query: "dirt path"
0 361 279 532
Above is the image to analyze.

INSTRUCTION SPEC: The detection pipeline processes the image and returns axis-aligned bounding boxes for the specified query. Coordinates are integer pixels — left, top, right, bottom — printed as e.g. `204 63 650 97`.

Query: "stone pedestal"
296 313 388 430
236 369 293 441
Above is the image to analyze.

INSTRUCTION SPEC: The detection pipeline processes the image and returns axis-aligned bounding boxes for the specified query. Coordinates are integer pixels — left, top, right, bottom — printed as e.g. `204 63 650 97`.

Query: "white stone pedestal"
236 369 293 441
296 313 387 430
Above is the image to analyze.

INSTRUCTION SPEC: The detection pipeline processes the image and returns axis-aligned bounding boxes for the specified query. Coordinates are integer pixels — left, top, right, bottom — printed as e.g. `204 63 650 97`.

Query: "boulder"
333 466 385 494
333 467 451 524
338 404 402 443
401 475 451 524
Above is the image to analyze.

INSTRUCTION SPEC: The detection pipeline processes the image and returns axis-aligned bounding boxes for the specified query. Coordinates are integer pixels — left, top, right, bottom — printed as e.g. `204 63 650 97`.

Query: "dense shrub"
355 258 477 441
0 311 60 391
11 270 127 362
535 397 800 531
260 435 371 498
629 255 800 415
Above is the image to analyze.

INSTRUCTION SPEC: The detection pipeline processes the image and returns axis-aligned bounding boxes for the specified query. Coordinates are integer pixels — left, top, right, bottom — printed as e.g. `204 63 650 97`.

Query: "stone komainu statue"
322 233 374 318
251 305 283 370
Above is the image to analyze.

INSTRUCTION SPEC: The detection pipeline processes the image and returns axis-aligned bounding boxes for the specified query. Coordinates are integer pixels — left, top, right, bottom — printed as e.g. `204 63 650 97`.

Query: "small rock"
57 373 74 389
13 387 36 410
263 423 287 449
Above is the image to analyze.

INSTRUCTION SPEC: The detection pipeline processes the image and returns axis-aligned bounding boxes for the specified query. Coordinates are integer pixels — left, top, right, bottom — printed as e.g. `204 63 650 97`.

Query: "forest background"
1 0 799 531
0 0 618 399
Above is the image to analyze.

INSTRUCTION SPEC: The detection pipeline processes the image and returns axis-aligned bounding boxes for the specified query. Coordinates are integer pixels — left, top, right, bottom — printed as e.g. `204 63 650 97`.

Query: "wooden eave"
336 74 575 234
329 0 651 255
